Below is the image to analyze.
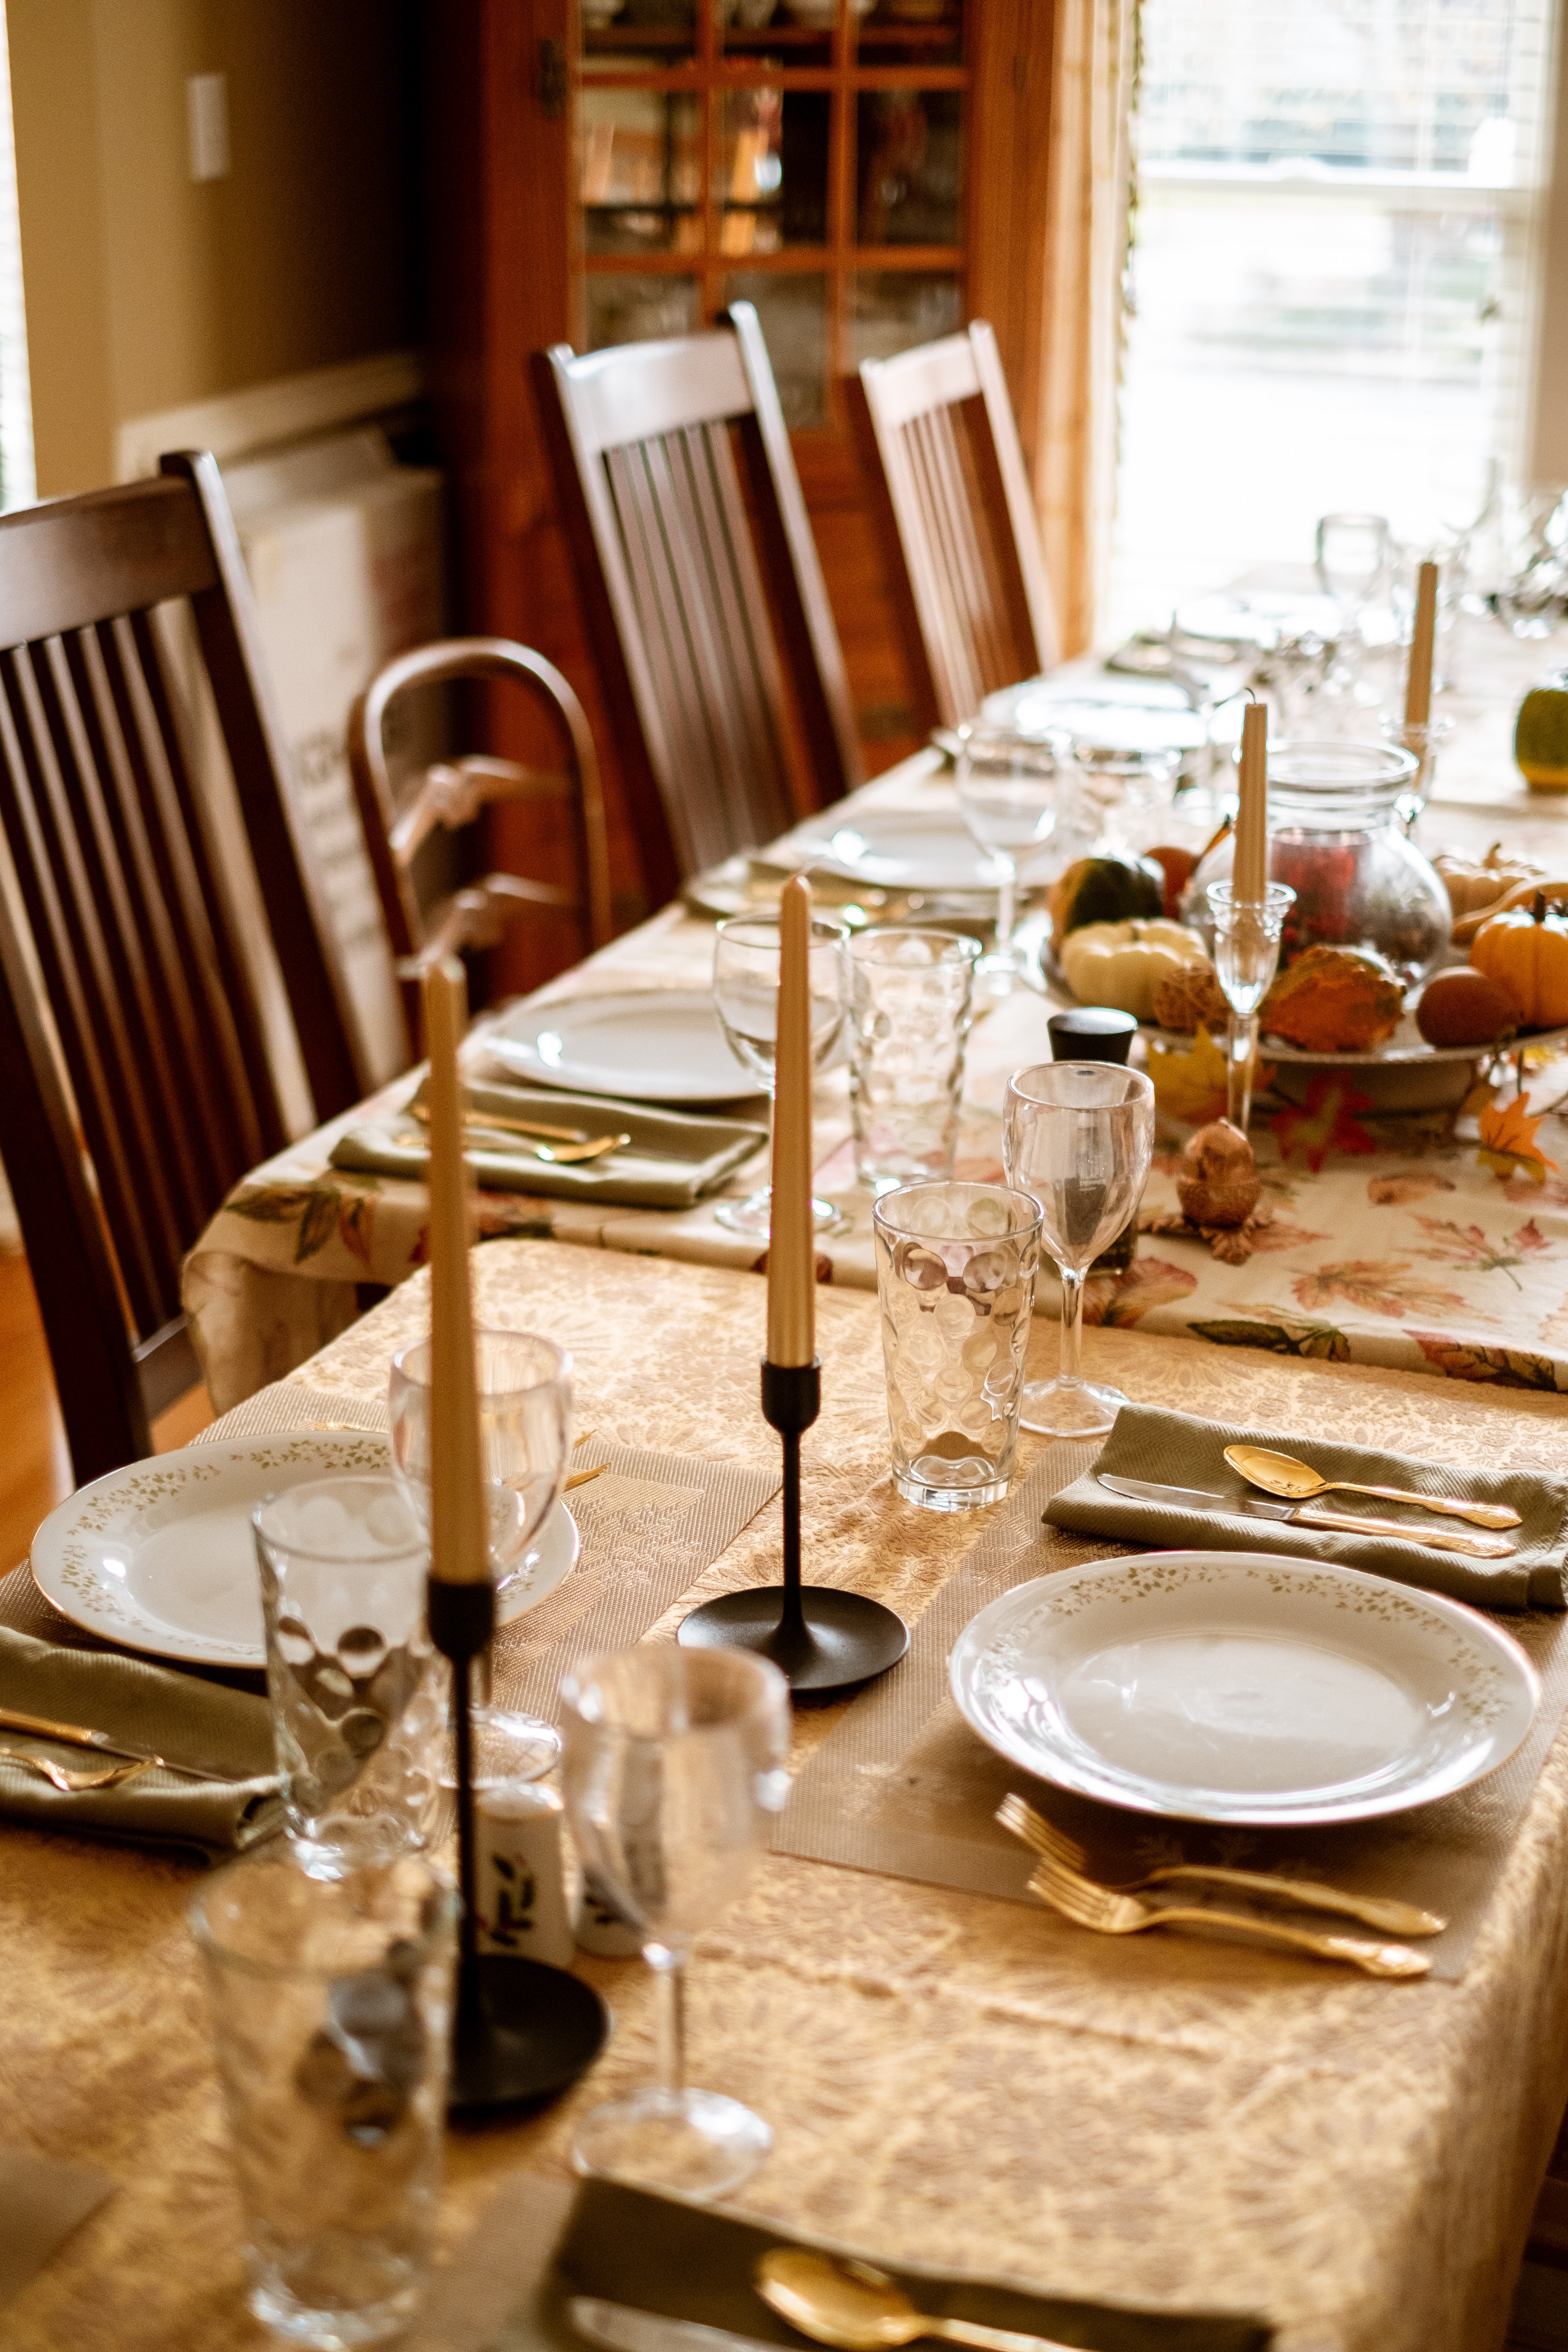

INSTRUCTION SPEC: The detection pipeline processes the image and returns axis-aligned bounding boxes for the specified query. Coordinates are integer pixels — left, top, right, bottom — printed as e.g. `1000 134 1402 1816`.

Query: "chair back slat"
0 459 354 1481
533 302 861 892
853 320 1061 730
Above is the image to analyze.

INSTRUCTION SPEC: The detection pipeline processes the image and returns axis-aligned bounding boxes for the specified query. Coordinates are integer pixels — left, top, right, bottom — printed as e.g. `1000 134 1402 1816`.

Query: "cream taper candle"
424 958 487 1585
1234 701 1269 908
1405 559 1438 730
767 874 815 1369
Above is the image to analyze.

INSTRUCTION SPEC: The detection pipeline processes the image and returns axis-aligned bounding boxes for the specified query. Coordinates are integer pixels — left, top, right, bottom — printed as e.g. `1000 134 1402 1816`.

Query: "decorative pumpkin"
1058 919 1208 1022
1515 672 1568 792
1176 1121 1262 1228
1432 843 1546 920
1260 944 1404 1054
1470 894 1568 1028
1146 843 1198 921
1151 956 1231 1035
1048 853 1165 940
1452 873 1568 946
1414 967 1517 1049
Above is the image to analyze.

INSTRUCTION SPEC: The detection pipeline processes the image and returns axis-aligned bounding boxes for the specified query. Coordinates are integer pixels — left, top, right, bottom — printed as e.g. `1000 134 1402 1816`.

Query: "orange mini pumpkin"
1470 893 1568 1030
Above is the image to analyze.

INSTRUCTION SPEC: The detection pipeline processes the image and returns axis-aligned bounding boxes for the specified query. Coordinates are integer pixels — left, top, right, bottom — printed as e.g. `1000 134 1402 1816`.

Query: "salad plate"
950 1549 1537 1826
30 1431 581 1668
486 989 757 1103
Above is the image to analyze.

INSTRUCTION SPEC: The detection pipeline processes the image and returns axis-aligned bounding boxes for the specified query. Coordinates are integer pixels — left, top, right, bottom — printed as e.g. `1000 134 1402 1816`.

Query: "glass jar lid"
1266 737 1419 827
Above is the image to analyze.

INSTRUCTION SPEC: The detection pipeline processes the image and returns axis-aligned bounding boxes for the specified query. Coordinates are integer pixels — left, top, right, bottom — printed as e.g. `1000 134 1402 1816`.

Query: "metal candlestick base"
677 1359 909 1702
427 1576 608 2116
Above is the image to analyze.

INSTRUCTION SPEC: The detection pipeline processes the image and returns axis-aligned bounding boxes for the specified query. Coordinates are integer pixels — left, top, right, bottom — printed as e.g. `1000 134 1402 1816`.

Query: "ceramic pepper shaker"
473 1781 576 1965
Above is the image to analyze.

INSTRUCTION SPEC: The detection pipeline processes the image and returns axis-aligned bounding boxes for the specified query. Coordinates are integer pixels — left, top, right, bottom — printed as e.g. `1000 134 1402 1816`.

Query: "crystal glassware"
1205 882 1296 1135
1316 512 1393 705
1188 739 1445 988
848 929 979 1195
389 1328 573 1782
254 1475 447 1876
871 1180 1043 1509
190 1848 457 2350
711 911 848 1234
1381 711 1455 835
1002 1064 1155 1439
559 1645 791 2196
1065 728 1184 856
953 726 1072 996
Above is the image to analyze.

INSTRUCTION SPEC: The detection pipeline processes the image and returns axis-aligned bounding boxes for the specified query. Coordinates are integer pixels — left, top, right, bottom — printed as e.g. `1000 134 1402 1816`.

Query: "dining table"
10 605 1568 2352
7 1232 1568 2352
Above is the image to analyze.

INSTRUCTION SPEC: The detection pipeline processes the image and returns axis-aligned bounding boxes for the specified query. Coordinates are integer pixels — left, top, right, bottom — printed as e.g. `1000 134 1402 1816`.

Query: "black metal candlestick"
677 1357 908 1700
427 1576 607 2117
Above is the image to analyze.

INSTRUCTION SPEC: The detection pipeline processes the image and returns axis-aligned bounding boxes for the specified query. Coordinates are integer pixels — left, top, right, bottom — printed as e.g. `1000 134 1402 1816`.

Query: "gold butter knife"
0 1706 244 1784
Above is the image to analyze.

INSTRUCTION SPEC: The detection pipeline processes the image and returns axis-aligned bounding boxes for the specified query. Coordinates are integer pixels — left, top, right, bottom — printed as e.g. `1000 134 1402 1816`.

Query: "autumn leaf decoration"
1477 1094 1560 1186
1146 1027 1274 1128
1268 1073 1377 1172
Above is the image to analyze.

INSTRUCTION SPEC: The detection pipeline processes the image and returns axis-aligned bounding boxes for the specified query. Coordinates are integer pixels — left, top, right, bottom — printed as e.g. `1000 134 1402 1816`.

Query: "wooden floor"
0 1254 211 1573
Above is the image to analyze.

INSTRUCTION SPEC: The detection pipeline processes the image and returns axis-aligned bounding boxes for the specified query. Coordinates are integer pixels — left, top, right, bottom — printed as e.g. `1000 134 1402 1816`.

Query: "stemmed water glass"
1316 512 1392 705
711 912 848 1234
559 1646 791 2195
1205 881 1295 1137
389 1327 573 1779
1002 1063 1155 1438
954 727 1072 996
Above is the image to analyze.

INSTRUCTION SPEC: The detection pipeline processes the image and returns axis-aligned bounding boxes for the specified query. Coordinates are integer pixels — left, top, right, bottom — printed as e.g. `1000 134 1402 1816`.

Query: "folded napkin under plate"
331 1077 766 1209
0 1626 282 1857
1046 1403 1567 1612
405 2172 1272 2352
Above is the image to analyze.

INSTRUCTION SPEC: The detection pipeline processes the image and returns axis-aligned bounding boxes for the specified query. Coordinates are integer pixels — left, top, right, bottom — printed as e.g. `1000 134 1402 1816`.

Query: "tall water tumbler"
848 929 980 1195
872 1181 1043 1510
190 1847 457 2349
254 1475 445 1876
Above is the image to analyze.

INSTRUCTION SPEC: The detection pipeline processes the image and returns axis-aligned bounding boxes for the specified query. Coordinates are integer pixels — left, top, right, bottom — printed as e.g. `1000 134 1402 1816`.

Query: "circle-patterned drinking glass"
871 1181 1043 1510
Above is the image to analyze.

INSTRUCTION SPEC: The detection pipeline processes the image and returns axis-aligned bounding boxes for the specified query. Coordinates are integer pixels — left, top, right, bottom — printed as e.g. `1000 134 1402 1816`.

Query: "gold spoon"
1224 1443 1521 1531
755 2251 1077 2352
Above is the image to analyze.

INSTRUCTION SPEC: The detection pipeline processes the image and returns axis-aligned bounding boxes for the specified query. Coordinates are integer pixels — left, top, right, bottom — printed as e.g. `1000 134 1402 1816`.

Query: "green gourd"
1514 671 1568 792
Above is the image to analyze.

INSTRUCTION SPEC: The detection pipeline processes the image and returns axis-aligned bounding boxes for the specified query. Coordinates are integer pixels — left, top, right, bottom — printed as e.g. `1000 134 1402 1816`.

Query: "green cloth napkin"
331 1076 766 1208
0 1626 282 1858
497 2175 1270 2352
1045 1403 1568 1612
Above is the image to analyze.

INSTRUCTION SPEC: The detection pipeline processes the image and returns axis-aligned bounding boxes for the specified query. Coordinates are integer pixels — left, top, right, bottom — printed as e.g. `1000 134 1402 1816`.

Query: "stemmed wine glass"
712 912 848 1234
1315 512 1392 704
954 727 1071 997
559 1645 791 2195
1205 882 1295 1137
389 1326 573 1778
1002 1063 1155 1438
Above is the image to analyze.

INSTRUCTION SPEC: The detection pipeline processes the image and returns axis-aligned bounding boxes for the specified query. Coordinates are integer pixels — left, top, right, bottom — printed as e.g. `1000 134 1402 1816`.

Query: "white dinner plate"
30 1432 581 1669
485 989 758 1104
778 805 1005 895
949 1549 1538 1826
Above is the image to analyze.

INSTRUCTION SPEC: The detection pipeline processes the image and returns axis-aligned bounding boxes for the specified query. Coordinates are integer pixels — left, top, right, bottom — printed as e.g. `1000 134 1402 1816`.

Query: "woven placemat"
773 1442 1568 1981
5 1384 779 1707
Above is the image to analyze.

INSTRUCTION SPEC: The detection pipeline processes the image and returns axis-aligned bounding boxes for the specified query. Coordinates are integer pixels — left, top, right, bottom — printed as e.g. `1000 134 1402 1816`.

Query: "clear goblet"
1205 881 1295 1136
559 1645 791 2196
1003 1063 1155 1439
712 911 848 1235
389 1327 573 1780
954 726 1072 997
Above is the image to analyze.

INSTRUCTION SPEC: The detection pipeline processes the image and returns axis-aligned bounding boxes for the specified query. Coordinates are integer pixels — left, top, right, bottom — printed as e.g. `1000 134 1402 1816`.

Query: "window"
1110 0 1559 631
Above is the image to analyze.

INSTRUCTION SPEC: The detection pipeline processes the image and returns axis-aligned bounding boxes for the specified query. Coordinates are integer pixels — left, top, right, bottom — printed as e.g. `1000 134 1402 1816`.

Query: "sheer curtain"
1033 0 1138 657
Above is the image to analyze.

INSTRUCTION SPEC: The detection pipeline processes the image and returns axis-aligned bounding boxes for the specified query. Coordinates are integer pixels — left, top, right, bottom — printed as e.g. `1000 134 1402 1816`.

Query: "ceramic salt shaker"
473 1781 576 1965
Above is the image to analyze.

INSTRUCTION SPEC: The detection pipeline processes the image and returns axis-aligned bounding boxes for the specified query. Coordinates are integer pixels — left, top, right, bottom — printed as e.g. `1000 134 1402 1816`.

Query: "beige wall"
8 0 420 497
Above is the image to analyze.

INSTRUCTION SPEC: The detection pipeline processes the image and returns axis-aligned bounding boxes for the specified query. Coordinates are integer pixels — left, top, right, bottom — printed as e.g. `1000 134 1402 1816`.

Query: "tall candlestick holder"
677 1358 909 1701
427 1576 608 2117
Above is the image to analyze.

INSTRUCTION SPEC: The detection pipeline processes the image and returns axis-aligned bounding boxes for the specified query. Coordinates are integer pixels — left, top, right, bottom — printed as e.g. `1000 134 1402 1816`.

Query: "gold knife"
1095 1473 1516 1560
0 1705 248 1784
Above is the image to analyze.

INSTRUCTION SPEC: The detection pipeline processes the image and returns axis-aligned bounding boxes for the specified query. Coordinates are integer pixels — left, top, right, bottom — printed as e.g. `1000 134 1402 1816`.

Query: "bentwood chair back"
851 320 1060 731
532 302 862 903
348 635 614 1046
0 453 368 1482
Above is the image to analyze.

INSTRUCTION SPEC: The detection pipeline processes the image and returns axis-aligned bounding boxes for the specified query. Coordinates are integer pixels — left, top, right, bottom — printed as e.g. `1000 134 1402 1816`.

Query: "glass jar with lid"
1188 738 1450 988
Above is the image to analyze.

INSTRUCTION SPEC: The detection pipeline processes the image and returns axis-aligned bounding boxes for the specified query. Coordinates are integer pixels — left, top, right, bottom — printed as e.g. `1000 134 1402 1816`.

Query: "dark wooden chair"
850 320 1060 731
347 635 614 1049
0 453 369 1483
532 301 862 905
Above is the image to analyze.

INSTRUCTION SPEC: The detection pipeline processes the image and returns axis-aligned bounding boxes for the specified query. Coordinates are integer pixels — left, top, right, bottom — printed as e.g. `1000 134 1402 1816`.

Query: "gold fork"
1027 1852 1429 1978
410 1101 629 1164
0 1747 156 1792
996 1792 1445 1938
